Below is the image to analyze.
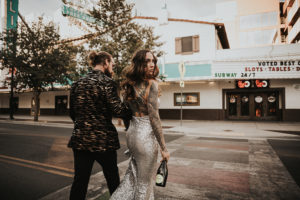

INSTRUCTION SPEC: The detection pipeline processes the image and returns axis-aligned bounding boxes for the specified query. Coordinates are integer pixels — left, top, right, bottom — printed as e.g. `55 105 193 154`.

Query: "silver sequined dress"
110 116 158 200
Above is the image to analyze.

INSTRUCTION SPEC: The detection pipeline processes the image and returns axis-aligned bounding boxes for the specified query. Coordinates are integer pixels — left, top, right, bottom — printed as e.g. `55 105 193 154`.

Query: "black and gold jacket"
68 70 131 152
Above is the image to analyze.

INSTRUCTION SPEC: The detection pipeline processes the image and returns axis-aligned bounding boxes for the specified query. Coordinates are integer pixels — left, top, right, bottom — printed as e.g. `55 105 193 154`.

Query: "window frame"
174 92 200 106
175 35 199 55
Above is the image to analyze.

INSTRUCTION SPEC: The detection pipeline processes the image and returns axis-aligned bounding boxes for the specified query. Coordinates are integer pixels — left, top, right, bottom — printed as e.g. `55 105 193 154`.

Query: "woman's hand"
160 149 170 162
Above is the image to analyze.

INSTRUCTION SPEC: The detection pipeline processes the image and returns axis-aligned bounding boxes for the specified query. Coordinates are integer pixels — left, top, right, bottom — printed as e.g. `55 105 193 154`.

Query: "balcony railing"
288 17 300 42
284 0 296 15
283 0 293 14
288 0 296 7
287 0 299 25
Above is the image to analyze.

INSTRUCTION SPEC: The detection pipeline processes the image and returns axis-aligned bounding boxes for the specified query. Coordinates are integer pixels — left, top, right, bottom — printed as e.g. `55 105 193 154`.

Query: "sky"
1 0 284 27
20 0 61 16
1 0 283 47
18 0 225 20
11 0 228 39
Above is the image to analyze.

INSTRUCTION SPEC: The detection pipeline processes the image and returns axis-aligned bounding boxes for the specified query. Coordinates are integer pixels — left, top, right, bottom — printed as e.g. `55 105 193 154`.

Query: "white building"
130 14 300 122
1 0 300 121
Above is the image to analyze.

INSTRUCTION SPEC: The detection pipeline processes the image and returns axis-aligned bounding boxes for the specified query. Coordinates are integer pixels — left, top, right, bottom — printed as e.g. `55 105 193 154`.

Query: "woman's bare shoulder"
148 79 158 88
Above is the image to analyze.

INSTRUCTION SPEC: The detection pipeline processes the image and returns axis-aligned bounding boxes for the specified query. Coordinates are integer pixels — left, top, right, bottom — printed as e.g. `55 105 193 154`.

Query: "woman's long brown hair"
122 49 159 100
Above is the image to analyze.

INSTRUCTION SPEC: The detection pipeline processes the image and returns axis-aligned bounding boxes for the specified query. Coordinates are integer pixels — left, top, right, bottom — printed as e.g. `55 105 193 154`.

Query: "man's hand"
123 118 130 131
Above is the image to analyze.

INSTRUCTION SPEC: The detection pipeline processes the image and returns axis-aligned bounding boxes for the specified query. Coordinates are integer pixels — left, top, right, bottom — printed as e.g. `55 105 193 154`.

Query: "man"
68 51 132 200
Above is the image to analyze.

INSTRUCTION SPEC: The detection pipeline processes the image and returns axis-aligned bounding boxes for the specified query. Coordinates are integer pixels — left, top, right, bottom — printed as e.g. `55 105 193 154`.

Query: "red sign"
255 80 269 88
236 80 270 88
236 80 251 88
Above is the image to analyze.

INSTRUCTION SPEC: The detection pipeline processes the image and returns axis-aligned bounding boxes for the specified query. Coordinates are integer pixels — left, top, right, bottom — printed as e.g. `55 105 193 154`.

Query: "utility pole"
9 58 14 119
178 61 185 126
5 0 19 120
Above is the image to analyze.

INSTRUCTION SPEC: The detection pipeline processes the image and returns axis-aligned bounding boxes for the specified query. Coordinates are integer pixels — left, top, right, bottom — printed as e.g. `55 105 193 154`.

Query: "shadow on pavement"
268 139 300 188
267 130 300 136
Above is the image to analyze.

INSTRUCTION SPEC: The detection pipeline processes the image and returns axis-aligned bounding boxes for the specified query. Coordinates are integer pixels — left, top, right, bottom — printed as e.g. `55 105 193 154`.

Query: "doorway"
226 90 281 121
55 96 68 115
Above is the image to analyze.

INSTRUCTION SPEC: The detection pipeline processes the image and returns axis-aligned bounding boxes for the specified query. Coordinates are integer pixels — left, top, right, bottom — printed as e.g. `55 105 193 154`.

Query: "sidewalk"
1 114 300 139
1 114 300 199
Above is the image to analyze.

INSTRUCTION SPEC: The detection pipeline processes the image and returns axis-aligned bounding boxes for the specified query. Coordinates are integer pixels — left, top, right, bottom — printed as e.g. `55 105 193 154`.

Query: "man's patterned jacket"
68 70 132 152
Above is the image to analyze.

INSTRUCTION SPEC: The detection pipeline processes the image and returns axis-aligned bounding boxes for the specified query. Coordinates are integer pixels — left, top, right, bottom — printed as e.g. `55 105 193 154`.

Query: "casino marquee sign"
236 80 270 89
213 60 300 79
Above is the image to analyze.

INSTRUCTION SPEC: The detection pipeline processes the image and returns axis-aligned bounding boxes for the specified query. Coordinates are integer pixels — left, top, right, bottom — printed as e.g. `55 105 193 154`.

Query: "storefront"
224 86 284 121
214 58 300 121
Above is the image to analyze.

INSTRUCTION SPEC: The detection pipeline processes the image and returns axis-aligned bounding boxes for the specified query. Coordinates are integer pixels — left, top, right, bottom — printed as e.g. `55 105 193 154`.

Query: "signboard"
213 60 300 79
254 80 269 88
178 61 186 79
236 80 269 89
6 0 19 30
236 80 251 88
178 61 185 87
179 80 184 87
61 4 102 26
174 93 200 106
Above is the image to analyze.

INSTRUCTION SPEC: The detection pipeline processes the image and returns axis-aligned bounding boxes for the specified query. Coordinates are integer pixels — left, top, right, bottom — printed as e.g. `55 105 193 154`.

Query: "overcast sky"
2 0 282 46
14 0 228 39
19 0 61 16
10 0 283 21
19 0 225 19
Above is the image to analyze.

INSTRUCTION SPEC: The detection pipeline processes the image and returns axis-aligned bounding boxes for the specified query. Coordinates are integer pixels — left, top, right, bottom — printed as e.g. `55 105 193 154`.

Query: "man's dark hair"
88 51 112 67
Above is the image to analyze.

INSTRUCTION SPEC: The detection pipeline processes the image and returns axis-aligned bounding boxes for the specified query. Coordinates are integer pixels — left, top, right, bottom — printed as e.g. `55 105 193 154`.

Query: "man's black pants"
69 149 120 200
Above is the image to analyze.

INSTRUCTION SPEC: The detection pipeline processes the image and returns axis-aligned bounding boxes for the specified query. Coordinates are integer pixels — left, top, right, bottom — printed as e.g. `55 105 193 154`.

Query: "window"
240 29 277 46
228 94 237 116
175 35 199 54
267 93 277 116
240 12 278 30
174 92 200 106
181 36 193 52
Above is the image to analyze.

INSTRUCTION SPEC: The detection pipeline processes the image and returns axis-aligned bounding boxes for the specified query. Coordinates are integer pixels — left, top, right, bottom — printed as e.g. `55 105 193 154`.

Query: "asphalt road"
0 122 183 200
268 138 300 188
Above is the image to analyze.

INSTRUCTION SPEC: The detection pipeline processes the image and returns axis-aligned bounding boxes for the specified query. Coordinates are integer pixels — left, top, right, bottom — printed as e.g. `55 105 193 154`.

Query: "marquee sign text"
214 60 300 79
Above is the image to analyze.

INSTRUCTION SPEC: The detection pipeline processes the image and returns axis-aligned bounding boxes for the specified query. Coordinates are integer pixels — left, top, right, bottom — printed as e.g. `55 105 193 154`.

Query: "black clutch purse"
156 160 168 187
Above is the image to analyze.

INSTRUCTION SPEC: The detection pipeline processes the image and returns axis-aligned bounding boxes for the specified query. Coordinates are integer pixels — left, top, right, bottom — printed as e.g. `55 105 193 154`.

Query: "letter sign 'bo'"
236 80 251 88
6 0 19 30
255 80 269 88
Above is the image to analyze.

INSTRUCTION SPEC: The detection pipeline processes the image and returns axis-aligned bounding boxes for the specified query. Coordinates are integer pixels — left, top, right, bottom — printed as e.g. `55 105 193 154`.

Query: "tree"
62 0 163 85
0 17 80 121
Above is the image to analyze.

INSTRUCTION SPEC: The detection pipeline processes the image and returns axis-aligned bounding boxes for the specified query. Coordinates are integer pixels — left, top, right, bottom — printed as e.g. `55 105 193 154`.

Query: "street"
0 122 182 200
268 138 300 187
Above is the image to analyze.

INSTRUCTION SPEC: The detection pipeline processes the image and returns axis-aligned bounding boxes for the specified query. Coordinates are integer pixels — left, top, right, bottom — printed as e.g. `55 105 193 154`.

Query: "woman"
110 50 170 200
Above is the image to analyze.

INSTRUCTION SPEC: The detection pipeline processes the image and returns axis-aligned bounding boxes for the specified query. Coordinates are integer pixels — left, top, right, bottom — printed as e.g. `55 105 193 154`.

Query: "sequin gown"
110 81 163 200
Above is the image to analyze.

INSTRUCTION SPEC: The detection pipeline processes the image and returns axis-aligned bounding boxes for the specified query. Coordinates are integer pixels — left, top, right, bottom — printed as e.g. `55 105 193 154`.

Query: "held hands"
123 118 130 131
160 149 170 162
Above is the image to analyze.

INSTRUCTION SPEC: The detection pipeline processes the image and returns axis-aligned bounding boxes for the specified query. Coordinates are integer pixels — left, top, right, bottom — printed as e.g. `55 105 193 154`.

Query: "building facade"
130 14 300 122
1 0 299 121
278 0 300 44
219 0 281 48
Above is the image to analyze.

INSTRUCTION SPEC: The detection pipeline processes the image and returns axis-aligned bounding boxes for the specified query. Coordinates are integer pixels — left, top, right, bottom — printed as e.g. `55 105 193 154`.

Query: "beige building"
219 0 281 48
277 0 300 44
